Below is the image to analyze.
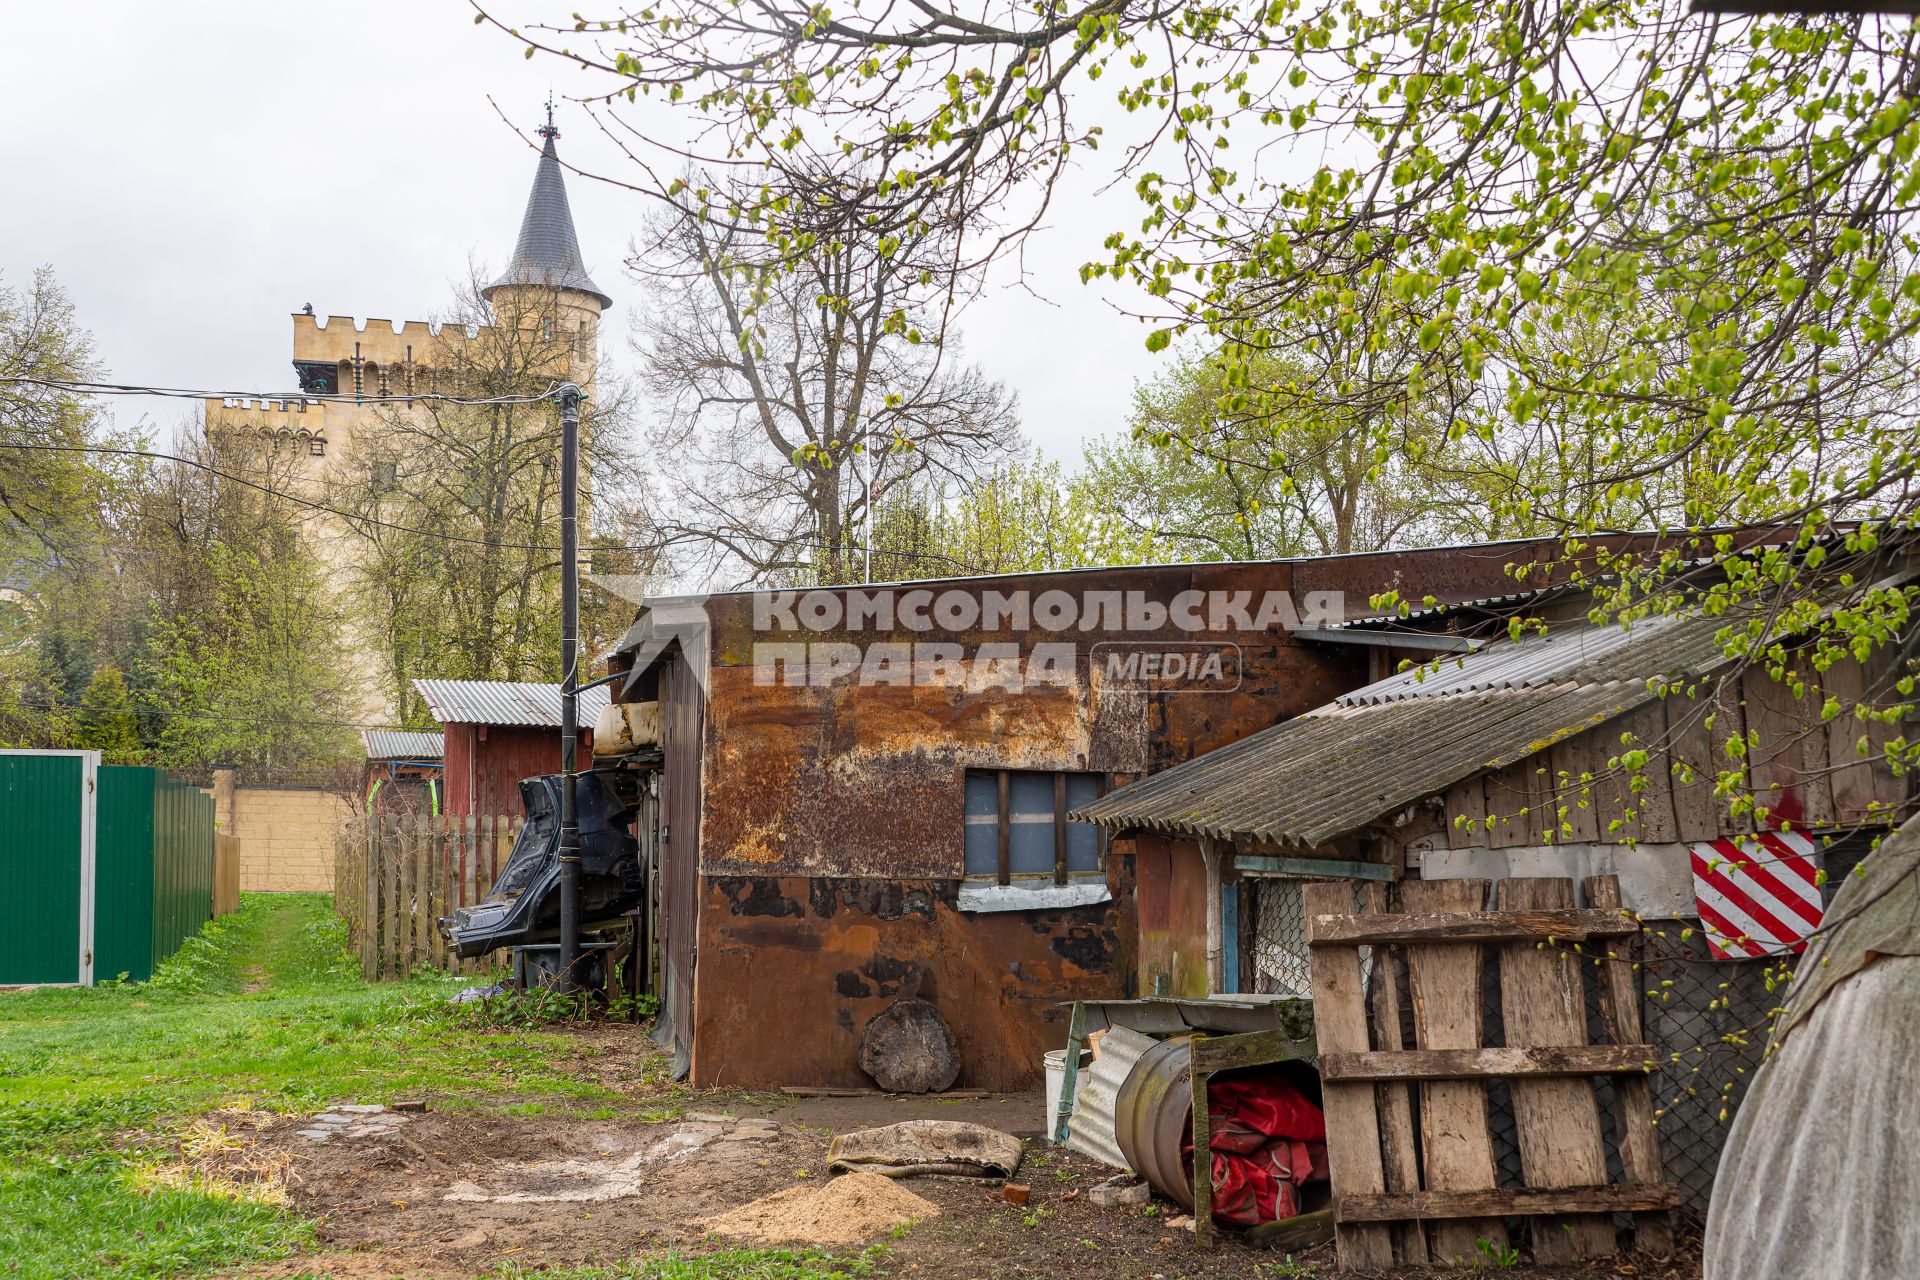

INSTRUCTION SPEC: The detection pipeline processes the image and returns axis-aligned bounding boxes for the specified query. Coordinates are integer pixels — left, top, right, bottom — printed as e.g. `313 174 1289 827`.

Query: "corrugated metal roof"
361 729 444 761
411 679 611 728
1072 610 1742 848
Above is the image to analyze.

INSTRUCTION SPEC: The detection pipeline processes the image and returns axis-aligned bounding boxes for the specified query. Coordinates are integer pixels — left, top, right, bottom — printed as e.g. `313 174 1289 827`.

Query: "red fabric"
1185 1071 1328 1227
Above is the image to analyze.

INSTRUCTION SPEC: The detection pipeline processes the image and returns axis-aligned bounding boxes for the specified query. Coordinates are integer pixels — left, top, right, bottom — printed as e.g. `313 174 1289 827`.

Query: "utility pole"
555 380 583 991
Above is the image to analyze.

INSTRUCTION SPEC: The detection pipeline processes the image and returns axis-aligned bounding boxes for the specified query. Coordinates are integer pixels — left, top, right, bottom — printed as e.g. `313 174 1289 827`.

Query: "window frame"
964 768 1106 888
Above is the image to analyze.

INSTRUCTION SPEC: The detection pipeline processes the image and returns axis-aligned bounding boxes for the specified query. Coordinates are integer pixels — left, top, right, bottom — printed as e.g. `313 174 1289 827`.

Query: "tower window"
308 436 326 457
371 460 397 492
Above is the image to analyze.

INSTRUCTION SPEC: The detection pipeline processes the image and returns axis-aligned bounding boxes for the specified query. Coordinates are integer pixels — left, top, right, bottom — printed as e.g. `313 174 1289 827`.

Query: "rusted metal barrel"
1114 1034 1198 1208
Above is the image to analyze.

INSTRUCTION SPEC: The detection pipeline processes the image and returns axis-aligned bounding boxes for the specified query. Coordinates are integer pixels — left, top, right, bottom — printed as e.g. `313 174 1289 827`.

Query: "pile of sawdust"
703 1170 940 1245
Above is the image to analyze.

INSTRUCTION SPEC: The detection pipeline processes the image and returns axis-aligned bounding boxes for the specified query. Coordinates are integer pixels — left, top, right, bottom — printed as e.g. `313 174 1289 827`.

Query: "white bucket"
1043 1048 1091 1140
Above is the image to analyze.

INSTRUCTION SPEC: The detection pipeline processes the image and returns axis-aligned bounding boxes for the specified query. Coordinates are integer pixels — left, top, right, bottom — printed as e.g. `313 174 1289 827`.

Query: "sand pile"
703 1170 940 1245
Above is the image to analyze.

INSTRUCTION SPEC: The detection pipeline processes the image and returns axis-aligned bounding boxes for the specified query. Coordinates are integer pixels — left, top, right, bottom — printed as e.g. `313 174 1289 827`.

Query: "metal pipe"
556 381 583 991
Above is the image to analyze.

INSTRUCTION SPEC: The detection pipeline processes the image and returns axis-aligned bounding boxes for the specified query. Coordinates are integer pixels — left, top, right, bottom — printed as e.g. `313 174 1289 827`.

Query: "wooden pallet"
1304 876 1679 1269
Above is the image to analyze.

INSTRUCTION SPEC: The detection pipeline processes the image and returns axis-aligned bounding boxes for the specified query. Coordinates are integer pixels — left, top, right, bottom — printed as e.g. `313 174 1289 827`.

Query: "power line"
0 439 980 569
1 375 563 407
3 687 425 733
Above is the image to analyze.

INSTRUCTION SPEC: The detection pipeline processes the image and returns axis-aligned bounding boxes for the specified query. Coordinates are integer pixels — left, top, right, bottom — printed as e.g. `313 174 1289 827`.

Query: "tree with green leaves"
481 0 1920 789
73 664 140 763
0 267 109 560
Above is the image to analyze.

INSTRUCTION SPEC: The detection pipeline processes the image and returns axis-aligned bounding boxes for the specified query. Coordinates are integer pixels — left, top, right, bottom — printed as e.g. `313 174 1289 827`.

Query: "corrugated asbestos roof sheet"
411 679 610 728
362 729 444 762
1073 611 1740 848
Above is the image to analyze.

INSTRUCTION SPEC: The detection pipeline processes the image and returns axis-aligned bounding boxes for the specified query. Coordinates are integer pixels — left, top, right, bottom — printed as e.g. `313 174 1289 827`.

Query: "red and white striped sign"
1688 832 1822 959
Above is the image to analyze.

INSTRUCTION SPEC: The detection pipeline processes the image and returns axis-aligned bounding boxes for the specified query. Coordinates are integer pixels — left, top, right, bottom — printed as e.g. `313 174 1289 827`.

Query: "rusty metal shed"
605 534 1751 1091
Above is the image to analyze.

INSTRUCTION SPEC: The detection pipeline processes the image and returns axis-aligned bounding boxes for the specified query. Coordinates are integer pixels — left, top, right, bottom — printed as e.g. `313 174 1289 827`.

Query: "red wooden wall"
442 723 593 818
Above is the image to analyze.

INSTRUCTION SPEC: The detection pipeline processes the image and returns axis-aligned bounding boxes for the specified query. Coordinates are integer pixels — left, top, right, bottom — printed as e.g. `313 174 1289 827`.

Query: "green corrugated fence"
0 750 217 985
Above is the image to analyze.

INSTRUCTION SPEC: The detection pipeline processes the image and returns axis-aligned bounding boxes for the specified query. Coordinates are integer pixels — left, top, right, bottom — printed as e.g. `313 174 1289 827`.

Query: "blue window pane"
964 821 999 875
1008 771 1053 817
964 772 999 818
1066 821 1101 873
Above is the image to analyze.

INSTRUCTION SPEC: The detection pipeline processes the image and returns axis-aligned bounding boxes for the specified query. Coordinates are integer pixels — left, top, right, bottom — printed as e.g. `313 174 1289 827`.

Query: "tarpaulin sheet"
1186 1069 1328 1226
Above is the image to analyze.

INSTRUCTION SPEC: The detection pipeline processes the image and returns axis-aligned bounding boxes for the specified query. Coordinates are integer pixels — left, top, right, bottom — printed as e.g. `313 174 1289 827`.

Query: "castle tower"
200 106 616 724
481 106 611 395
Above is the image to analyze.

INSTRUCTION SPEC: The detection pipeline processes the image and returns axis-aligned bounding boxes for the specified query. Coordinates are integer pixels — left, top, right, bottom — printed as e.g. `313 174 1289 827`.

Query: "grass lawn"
0 894 876 1280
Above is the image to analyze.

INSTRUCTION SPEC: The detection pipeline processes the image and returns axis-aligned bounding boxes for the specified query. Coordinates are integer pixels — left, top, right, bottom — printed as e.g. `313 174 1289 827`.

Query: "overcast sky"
0 2 1161 463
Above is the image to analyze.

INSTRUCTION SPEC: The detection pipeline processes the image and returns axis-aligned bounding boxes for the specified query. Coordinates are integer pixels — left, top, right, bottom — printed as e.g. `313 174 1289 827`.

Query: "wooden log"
1308 908 1637 946
1320 1044 1658 1082
1365 883 1427 1266
1496 878 1615 1262
1401 878 1504 1264
1302 881 1395 1271
1583 876 1675 1258
1338 1184 1683 1223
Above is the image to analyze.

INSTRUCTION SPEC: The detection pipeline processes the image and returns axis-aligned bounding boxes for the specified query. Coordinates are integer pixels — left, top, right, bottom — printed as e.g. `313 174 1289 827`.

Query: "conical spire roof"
484 115 612 311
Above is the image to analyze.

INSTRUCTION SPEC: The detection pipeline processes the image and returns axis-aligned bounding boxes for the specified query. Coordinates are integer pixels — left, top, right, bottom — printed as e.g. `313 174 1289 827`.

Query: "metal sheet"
362 729 445 761
413 679 611 728
1066 1025 1155 1171
0 750 91 985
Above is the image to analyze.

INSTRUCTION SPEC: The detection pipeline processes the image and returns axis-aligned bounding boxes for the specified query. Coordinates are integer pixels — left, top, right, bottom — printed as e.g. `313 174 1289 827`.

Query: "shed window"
963 770 1102 885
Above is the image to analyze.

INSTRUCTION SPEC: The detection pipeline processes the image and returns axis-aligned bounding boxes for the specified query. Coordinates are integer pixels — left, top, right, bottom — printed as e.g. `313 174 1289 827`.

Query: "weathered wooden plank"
427 816 446 972
1622 703 1680 844
1710 675 1754 837
382 818 400 982
462 815 479 975
1338 1184 1684 1223
1583 876 1674 1258
1823 658 1879 827
1496 878 1614 1262
1401 878 1503 1264
1546 734 1602 845
413 811 432 971
1444 775 1488 851
1365 883 1427 1267
1663 692 1720 843
1189 1025 1317 1075
1054 771 1069 887
1191 1035 1215 1250
1234 854 1394 882
397 818 416 980
1482 759 1534 850
1308 908 1637 946
1320 1043 1658 1082
996 769 1010 887
360 819 378 981
1302 881 1395 1271
1744 664 1833 831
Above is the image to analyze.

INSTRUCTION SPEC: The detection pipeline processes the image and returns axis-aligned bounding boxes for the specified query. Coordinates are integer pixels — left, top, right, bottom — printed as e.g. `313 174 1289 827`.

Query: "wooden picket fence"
335 812 523 980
